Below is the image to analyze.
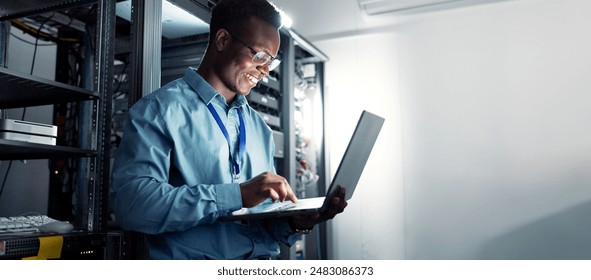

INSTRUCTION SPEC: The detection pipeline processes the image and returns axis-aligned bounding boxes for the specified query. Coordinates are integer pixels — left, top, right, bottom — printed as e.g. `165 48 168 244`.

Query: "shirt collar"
183 67 248 109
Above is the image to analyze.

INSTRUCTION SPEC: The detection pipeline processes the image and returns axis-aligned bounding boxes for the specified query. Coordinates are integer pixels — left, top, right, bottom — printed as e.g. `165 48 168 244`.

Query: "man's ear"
214 29 231 52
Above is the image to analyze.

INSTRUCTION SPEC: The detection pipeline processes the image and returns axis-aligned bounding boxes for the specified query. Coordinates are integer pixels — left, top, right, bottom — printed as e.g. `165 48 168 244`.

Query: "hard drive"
0 119 57 137
0 131 57 145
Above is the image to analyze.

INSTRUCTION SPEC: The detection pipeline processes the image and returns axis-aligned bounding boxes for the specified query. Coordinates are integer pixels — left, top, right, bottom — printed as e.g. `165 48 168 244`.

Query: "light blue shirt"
110 68 299 259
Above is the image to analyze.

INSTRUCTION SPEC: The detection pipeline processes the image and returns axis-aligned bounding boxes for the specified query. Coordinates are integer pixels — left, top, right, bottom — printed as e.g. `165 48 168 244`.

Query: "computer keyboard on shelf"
0 215 59 234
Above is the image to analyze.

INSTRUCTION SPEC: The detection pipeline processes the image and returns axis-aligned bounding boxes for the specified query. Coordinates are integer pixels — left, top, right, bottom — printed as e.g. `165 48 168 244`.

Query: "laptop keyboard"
245 199 296 214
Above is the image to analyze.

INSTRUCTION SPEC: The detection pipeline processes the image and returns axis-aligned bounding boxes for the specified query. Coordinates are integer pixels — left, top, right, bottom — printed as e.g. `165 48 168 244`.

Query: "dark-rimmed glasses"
226 29 281 71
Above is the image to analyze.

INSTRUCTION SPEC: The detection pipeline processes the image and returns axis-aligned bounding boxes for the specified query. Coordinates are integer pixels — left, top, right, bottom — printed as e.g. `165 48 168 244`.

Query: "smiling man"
110 0 347 260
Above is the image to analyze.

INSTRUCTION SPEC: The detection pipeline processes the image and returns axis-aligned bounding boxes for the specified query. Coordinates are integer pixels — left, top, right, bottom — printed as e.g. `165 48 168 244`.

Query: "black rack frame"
0 0 97 21
0 0 115 259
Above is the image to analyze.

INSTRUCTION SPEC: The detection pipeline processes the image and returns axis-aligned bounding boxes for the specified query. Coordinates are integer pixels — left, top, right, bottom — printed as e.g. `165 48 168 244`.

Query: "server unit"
0 233 106 260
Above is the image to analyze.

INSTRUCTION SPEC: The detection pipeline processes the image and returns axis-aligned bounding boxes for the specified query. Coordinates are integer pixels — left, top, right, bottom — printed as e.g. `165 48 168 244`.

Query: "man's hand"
288 186 348 231
240 172 298 208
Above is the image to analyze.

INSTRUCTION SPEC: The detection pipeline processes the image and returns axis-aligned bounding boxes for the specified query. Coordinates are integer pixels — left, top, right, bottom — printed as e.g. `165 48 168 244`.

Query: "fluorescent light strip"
359 0 467 15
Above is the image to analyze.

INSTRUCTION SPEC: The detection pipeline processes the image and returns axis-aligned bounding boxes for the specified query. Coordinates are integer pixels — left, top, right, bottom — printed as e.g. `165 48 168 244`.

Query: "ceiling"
271 0 511 41
116 0 209 39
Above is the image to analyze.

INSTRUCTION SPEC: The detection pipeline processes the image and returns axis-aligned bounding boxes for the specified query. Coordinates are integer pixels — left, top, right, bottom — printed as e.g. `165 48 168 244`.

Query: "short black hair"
209 0 282 38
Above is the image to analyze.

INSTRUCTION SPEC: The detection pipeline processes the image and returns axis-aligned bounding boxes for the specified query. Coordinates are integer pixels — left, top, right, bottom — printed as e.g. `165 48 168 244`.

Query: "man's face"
216 16 280 97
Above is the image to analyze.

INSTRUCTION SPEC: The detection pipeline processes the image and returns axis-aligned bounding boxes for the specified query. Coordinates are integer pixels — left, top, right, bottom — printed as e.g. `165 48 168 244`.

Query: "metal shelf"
0 138 96 160
0 67 98 109
0 0 96 21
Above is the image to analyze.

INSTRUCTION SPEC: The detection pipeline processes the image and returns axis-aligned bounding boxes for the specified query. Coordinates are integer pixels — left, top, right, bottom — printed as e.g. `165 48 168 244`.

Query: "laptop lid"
320 110 384 209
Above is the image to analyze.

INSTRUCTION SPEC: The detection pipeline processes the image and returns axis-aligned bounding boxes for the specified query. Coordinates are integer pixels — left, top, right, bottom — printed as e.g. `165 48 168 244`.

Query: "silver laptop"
221 110 385 220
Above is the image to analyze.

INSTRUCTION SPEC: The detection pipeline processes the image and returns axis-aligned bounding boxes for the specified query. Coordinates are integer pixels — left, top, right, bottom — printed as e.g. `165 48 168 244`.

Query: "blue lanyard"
206 103 246 179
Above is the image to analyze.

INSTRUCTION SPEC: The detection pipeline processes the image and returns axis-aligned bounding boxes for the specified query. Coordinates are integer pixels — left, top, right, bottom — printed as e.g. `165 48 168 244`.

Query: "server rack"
0 0 115 259
278 29 329 260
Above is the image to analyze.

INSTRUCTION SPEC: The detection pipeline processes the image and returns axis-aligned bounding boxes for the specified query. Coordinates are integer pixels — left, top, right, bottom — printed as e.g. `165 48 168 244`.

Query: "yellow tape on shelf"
22 236 64 260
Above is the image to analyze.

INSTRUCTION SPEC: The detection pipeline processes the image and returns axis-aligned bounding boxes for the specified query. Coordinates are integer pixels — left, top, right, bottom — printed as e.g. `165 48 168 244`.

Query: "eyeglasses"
226 30 281 71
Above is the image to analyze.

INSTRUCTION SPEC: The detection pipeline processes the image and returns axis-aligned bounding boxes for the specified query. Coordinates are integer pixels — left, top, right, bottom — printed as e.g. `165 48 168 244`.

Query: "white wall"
318 32 406 260
397 0 591 259
276 0 591 259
